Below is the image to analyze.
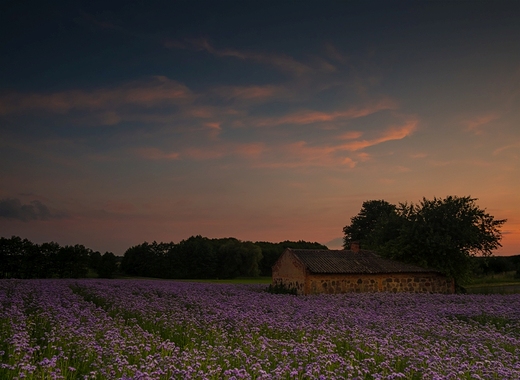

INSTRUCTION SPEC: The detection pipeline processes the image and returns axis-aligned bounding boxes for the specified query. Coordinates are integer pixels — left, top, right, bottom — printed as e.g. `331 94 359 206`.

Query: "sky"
1 1 519 256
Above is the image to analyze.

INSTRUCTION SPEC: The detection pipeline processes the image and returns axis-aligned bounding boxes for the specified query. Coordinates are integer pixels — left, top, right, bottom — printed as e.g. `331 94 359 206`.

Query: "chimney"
350 241 360 253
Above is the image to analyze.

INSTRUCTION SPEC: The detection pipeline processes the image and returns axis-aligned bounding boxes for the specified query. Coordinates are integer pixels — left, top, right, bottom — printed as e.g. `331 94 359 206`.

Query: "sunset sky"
1 1 519 256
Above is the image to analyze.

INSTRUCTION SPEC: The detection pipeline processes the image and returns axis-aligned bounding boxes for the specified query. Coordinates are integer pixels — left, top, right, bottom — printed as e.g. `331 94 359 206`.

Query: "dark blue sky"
1 1 519 254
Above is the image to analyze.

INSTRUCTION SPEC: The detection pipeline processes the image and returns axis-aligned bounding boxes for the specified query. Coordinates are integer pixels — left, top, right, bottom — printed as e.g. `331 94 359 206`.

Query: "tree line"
0 236 118 279
120 236 327 279
3 195 513 283
0 235 326 279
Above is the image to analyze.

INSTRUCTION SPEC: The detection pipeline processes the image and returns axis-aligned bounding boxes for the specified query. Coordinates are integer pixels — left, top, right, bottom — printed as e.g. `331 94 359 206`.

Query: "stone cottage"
271 246 454 295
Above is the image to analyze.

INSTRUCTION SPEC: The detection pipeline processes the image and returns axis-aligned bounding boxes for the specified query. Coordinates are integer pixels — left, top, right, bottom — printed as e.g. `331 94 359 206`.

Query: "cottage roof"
287 249 436 274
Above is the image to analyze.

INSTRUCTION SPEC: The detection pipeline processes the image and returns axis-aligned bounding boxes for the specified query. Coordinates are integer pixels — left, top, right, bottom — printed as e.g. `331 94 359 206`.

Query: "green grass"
468 271 519 286
471 271 520 286
466 272 520 294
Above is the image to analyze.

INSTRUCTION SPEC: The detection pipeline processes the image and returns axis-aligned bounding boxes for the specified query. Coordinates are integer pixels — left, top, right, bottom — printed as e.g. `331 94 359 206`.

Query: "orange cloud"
202 122 222 139
0 76 192 115
204 122 221 130
255 99 398 127
337 120 418 151
234 143 265 158
493 142 520 156
255 141 355 169
462 113 500 134
255 120 417 169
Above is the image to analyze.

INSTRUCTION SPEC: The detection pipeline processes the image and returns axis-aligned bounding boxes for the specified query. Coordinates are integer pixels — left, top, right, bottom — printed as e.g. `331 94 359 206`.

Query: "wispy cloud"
167 38 312 76
462 113 500 134
251 120 417 169
254 99 398 127
336 119 418 151
0 76 192 115
132 113 418 173
493 142 520 156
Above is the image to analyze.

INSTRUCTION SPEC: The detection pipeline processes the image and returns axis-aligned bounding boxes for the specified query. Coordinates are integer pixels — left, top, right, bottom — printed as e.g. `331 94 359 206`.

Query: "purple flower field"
1 279 519 379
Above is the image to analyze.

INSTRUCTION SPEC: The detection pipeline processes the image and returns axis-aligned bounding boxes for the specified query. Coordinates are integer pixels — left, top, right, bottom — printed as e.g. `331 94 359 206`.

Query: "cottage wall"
271 251 307 294
307 273 454 295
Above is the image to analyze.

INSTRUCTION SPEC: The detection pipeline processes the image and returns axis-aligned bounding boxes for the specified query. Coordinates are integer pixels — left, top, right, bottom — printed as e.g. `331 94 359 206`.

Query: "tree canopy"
343 196 507 284
120 237 326 279
1 234 327 280
0 236 117 279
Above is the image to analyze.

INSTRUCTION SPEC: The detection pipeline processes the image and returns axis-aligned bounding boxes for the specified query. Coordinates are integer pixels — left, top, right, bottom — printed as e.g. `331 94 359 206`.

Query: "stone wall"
271 250 307 294
307 273 454 295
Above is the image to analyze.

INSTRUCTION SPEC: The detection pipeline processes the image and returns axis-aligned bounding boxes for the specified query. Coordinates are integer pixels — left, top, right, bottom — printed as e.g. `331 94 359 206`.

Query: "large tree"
343 196 506 284
342 200 397 249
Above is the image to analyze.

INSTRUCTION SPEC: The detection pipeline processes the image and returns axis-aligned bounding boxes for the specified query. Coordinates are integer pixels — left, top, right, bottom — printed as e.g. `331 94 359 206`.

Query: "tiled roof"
288 249 436 274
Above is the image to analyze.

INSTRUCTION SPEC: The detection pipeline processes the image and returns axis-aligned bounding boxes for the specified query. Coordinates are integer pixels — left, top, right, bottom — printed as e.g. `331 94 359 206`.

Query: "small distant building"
271 246 454 295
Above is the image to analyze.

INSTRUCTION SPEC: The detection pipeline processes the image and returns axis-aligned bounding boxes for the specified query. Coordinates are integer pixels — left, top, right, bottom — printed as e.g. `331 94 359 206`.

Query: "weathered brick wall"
271 251 307 294
307 273 454 295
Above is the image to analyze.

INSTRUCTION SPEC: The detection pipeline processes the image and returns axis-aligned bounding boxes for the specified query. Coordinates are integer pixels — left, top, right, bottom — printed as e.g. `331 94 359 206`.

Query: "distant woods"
0 235 327 280
120 236 328 279
0 236 118 279
4 231 517 281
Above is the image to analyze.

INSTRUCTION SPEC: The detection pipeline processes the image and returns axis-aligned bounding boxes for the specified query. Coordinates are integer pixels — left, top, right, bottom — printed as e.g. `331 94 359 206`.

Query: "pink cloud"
255 120 417 169
256 141 355 169
138 118 417 169
337 119 418 151
0 76 192 115
493 142 520 156
255 99 398 127
234 143 265 158
462 113 500 134
204 122 221 130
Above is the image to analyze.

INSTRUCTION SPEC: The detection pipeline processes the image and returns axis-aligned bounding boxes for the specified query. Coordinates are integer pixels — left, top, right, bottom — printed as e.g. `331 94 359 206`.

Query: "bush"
267 283 297 295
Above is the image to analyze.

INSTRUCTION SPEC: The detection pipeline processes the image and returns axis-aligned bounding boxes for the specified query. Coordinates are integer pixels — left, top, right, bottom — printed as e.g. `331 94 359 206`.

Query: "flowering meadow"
1 279 519 380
